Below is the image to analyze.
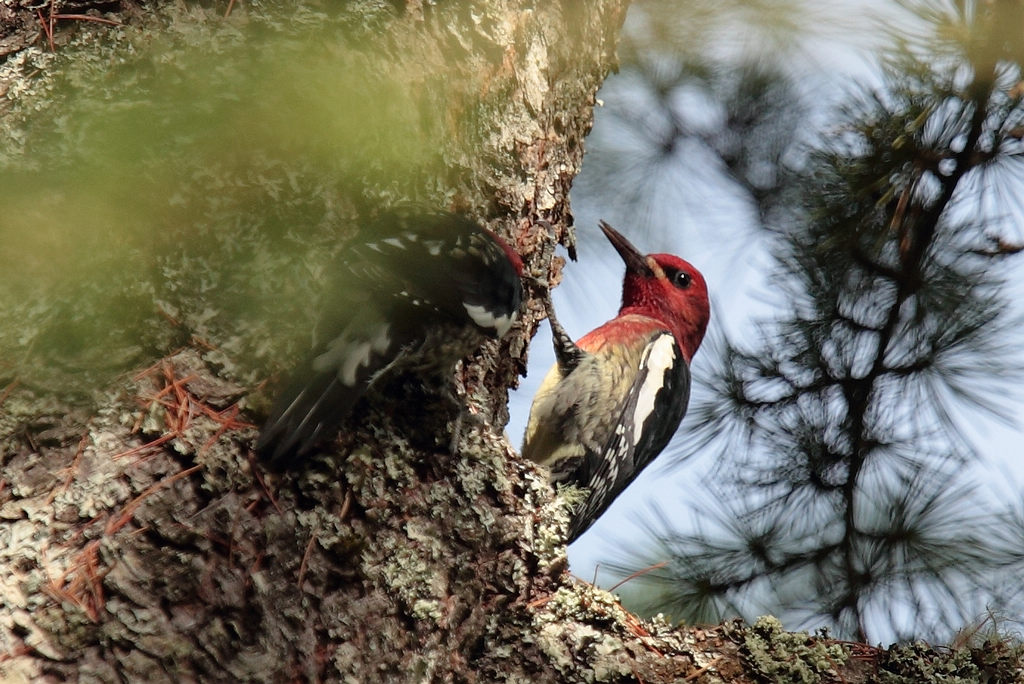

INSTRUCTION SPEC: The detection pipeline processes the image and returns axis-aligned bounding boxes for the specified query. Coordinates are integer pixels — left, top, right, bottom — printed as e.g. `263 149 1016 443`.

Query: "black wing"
347 210 522 337
566 332 691 541
256 308 411 466
257 210 522 468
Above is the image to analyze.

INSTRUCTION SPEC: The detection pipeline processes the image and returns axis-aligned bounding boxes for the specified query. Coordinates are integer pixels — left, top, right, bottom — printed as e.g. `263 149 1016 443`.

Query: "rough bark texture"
1 2 1022 683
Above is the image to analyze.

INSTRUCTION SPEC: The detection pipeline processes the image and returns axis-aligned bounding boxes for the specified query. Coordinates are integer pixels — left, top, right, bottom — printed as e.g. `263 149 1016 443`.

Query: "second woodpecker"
523 221 710 541
258 210 524 467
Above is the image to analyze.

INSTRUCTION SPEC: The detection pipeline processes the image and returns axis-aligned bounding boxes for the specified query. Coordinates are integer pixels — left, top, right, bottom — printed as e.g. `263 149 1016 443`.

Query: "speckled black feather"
258 210 523 468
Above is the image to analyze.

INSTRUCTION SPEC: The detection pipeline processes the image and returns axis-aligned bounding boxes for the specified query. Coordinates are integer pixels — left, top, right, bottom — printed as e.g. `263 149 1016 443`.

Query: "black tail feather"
256 367 363 468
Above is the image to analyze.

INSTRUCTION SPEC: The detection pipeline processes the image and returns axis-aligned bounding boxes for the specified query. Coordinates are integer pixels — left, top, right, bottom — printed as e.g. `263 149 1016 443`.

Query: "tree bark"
1 2 1021 683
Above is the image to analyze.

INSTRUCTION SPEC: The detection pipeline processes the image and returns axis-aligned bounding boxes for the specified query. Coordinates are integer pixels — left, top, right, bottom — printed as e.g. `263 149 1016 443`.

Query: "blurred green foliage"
0 4 476 401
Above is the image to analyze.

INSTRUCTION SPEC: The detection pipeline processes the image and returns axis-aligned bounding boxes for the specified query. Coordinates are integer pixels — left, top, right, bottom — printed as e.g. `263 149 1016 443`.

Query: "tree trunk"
0 2 1020 683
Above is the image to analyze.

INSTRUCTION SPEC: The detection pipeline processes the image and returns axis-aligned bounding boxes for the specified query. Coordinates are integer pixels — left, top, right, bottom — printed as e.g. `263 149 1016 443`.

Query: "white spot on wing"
371 325 391 353
383 237 405 248
339 341 372 386
632 334 677 446
463 303 516 336
311 324 391 386
312 343 342 373
495 312 516 336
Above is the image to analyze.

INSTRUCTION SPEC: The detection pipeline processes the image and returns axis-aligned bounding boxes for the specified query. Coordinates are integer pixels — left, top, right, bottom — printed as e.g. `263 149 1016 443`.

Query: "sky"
506 0 1024 641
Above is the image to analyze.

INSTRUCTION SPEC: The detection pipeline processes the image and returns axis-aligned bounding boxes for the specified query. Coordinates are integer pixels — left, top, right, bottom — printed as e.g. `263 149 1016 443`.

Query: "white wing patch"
463 303 516 337
364 232 417 252
370 325 391 353
632 334 678 445
312 325 391 386
339 341 372 385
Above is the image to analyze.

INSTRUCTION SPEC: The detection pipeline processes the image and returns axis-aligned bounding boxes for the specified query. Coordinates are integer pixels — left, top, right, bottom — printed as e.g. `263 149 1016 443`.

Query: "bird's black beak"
599 221 652 276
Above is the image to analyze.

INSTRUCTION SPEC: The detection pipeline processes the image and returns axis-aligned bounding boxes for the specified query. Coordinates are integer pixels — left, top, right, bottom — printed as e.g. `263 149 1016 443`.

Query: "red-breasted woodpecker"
523 221 710 541
258 210 524 467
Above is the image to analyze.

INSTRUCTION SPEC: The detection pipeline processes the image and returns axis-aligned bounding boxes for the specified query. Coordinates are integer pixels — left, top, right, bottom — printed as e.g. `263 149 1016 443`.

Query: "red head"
483 227 524 276
600 221 710 361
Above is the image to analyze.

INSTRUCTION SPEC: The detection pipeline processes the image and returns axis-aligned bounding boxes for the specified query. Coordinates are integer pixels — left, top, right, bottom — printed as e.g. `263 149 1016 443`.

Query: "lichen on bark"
4 2 1022 683
0 1 681 681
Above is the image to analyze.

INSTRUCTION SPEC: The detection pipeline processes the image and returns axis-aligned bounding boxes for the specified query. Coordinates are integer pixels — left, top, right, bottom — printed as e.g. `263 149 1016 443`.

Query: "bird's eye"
672 270 692 289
